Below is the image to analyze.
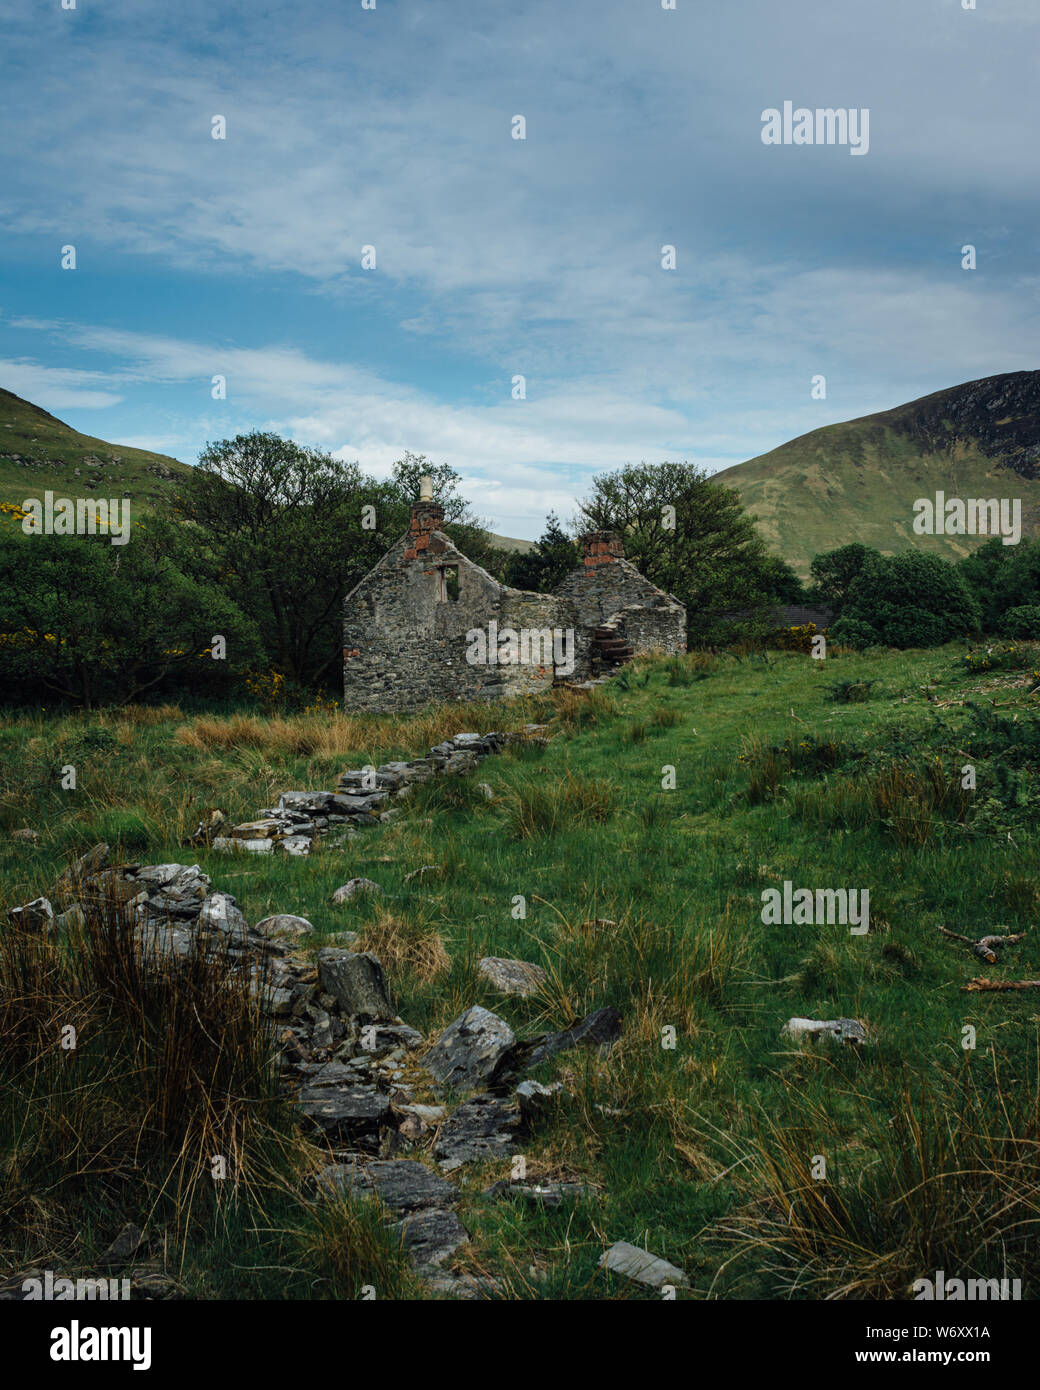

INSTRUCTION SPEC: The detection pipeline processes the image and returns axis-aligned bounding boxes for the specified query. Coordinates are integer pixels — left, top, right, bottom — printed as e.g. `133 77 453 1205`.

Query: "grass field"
3 641 1040 1300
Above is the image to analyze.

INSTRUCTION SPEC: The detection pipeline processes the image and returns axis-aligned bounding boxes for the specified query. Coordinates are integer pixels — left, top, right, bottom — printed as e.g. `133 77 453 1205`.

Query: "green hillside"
0 387 192 513
715 371 1040 574
0 387 536 547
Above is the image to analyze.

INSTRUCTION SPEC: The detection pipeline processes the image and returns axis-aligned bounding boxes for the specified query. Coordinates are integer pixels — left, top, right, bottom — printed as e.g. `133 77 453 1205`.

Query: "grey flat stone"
297 1084 391 1139
599 1240 689 1289
425 1006 516 1093
434 1094 523 1171
255 914 313 939
318 949 394 1020
477 956 547 997
315 1159 457 1212
395 1208 469 1268
331 878 384 903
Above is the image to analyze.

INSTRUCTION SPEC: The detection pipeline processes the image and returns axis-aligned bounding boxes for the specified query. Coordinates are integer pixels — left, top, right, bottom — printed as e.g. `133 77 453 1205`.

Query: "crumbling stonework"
342 497 686 712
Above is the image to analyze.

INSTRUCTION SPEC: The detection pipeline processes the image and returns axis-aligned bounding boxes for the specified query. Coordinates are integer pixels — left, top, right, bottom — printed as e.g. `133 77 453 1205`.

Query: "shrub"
1001 605 1040 640
828 617 878 649
838 552 980 648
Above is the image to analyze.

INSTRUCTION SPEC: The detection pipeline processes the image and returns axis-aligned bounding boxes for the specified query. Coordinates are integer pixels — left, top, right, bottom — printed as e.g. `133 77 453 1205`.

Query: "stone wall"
343 521 570 712
552 531 687 676
343 516 687 712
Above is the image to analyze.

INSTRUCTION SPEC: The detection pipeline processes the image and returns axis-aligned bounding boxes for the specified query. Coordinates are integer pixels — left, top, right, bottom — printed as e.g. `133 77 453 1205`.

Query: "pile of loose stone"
9 842 624 1298
196 727 541 856
7 722 669 1296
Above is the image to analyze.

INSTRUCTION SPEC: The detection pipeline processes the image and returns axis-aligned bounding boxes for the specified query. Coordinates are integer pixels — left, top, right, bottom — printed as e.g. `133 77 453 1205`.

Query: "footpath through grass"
2 640 1040 1299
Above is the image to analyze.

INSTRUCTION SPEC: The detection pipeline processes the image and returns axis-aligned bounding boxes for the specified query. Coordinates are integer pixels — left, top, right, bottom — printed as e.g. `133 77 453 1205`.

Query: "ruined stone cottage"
342 481 686 711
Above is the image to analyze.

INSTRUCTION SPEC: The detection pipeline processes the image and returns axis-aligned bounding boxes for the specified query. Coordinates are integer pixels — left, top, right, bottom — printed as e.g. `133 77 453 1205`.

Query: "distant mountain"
0 387 192 512
0 387 538 549
715 371 1040 574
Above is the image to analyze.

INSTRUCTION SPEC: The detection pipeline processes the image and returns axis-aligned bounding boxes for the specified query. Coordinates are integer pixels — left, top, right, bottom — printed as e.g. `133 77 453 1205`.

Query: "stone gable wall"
343 531 569 712
343 519 687 711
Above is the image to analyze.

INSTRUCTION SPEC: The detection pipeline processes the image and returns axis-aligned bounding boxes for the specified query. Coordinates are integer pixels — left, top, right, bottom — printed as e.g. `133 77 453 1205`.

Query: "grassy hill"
0 386 536 548
0 387 192 513
716 371 1040 574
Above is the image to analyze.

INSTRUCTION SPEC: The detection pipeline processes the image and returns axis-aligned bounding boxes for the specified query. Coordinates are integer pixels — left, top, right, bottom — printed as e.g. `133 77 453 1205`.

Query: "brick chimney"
405 476 445 558
582 530 624 568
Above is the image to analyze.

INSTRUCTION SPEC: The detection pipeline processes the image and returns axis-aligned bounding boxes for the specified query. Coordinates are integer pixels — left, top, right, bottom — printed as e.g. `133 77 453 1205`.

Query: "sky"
1 0 1038 538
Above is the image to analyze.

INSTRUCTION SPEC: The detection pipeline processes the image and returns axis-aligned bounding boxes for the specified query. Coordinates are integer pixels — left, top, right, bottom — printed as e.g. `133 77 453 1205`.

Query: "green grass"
3 641 1040 1298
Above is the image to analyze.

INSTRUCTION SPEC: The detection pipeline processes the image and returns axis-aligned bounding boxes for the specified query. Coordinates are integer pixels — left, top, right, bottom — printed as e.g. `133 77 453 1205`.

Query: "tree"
0 522 260 708
574 462 799 643
831 551 980 648
503 512 580 592
177 432 399 688
808 543 877 616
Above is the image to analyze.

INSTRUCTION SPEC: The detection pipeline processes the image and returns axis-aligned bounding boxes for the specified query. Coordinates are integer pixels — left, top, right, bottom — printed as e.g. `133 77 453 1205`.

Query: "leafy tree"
1003 605 1040 640
177 433 403 688
807 543 878 616
0 522 260 708
831 551 980 648
574 462 799 643
959 538 1040 634
503 512 580 591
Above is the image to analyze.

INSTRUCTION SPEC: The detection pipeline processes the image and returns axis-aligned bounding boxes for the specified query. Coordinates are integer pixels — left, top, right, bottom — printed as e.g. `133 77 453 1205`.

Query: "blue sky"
1 0 1038 537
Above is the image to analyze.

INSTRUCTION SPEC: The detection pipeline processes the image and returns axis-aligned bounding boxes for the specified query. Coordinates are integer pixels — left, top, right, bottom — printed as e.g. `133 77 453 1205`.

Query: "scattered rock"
315 1158 458 1212
198 892 248 939
332 878 384 904
477 956 547 997
395 1208 469 1269
521 1005 622 1071
297 1084 392 1141
435 1094 524 1171
599 1240 689 1290
485 1178 596 1207
404 864 442 883
53 843 109 896
783 1017 868 1045
255 914 314 939
317 949 395 1020
425 1006 517 1093
212 836 273 855
357 1021 424 1053
7 897 53 930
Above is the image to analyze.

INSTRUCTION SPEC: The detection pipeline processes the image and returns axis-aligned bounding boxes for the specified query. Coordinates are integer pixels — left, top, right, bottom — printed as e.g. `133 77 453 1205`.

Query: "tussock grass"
357 907 452 987
500 771 617 839
710 1059 1040 1299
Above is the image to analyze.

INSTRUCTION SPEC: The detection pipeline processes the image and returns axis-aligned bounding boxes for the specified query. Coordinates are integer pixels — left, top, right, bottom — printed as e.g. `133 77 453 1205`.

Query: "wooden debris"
938 925 1026 964
961 978 1040 993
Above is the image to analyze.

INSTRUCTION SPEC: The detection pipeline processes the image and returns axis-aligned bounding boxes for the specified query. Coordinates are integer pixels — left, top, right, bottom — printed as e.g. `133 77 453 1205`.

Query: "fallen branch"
961 978 1040 993
938 925 1026 964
